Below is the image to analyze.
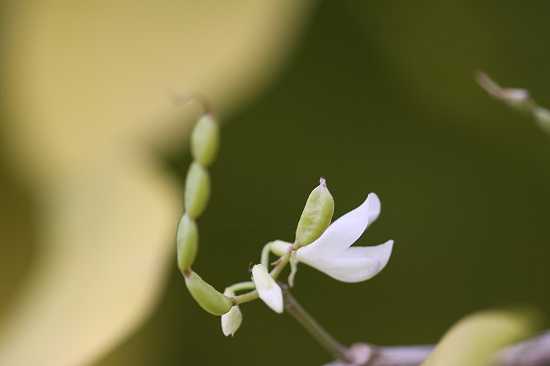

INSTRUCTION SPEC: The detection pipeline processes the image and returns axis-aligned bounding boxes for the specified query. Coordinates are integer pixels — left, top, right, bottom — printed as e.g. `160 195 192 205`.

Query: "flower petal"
251 265 283 313
221 306 243 337
297 240 393 283
296 193 381 259
341 240 394 270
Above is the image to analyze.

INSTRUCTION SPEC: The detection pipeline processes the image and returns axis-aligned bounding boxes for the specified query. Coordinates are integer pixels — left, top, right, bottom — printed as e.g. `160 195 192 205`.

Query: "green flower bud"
185 271 233 316
184 162 210 219
294 178 334 248
191 114 220 167
176 214 198 272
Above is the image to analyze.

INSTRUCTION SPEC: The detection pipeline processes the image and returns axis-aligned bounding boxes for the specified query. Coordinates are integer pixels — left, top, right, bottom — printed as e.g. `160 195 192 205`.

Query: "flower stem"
231 289 258 304
225 281 254 294
230 256 351 362
281 284 352 363
261 242 272 268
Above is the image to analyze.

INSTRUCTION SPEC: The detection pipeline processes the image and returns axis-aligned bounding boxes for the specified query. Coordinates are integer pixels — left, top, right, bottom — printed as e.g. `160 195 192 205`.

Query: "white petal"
251 265 283 313
297 240 393 283
341 240 394 270
221 306 242 337
297 193 381 259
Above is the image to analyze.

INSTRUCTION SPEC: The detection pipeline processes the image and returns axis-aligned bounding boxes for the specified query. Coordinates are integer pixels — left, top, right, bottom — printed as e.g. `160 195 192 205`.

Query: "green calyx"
294 178 334 248
185 271 233 316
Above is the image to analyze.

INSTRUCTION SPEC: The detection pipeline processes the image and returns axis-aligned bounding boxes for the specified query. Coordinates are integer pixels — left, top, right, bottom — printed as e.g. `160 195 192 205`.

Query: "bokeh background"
1 1 550 365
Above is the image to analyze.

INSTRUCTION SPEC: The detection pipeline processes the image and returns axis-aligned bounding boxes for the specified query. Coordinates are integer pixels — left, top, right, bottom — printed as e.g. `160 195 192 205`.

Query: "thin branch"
282 285 353 363
476 71 550 135
322 332 550 366
280 284 550 366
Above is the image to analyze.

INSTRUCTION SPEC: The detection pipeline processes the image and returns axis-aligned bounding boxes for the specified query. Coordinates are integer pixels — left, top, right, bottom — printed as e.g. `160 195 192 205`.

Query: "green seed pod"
176 214 198 272
184 162 210 219
294 178 334 248
185 271 233 316
191 114 220 167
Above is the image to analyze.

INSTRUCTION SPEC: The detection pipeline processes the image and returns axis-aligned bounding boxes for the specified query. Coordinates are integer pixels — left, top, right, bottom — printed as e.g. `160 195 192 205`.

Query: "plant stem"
232 289 258 304
230 255 351 362
324 332 550 366
270 253 291 278
261 243 272 268
282 285 352 363
225 281 254 294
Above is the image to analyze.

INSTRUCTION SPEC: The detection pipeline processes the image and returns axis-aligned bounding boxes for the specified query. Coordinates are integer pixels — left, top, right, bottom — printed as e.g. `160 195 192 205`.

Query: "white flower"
221 306 243 337
251 264 283 313
294 193 393 283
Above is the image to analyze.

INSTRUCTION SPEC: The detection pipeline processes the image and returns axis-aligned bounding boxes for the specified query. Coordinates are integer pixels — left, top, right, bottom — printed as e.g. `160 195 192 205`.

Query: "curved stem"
270 253 291 278
229 256 350 362
232 289 258 304
261 243 272 269
281 285 352 363
225 281 255 295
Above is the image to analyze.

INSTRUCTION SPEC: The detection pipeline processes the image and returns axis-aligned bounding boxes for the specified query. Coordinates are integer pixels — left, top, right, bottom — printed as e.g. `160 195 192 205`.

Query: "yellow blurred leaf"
421 309 539 366
0 1 314 365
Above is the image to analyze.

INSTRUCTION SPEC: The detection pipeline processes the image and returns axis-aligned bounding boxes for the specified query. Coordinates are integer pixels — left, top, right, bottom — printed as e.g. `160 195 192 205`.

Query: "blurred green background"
2 1 550 365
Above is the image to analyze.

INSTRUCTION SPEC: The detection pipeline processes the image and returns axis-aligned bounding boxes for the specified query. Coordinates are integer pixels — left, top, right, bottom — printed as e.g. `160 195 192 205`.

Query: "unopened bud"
221 305 242 336
270 240 293 257
177 214 198 272
185 162 210 219
294 178 334 248
191 114 220 167
185 271 233 316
